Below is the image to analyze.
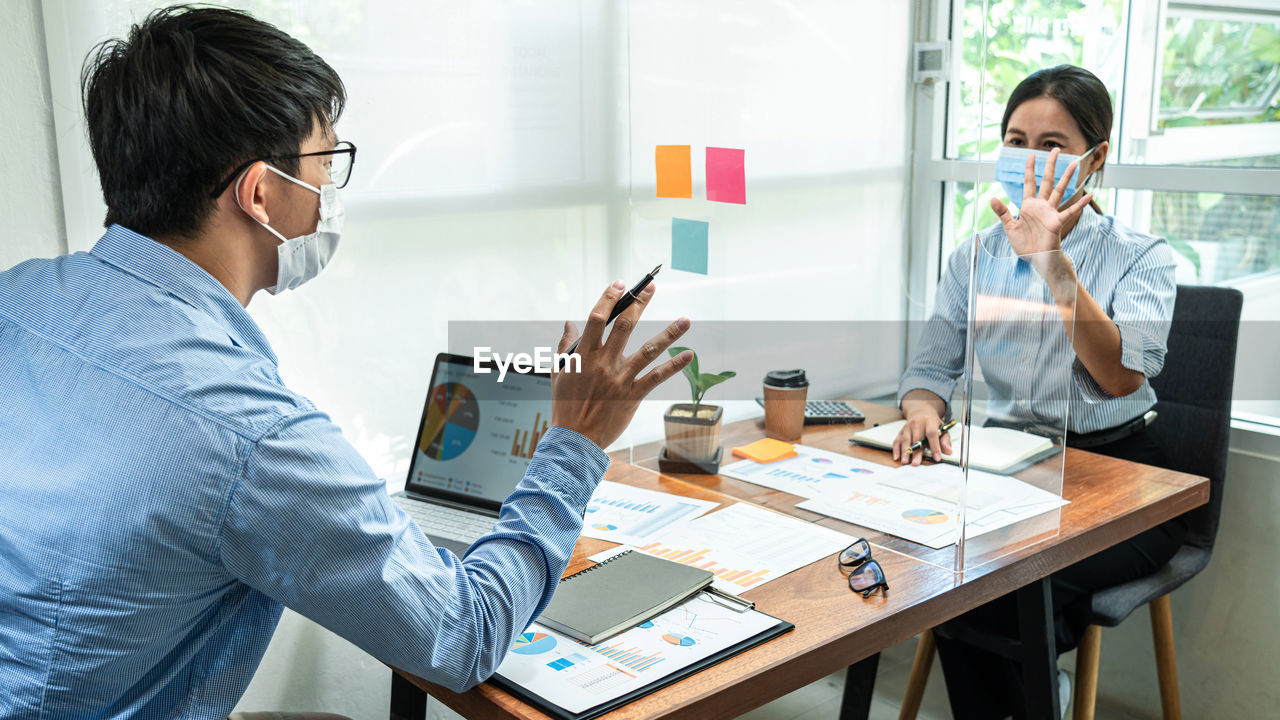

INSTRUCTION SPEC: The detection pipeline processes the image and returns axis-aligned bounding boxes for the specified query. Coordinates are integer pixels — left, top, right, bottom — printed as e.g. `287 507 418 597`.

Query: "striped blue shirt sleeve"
218 413 609 693
898 240 970 414
1071 239 1176 403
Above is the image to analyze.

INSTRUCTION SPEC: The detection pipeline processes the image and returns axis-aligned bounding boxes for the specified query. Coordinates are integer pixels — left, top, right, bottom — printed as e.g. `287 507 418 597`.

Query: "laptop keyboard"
395 496 497 545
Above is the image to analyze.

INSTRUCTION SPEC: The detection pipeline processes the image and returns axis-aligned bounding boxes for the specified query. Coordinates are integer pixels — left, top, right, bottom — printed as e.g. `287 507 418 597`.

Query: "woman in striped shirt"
896 65 1188 718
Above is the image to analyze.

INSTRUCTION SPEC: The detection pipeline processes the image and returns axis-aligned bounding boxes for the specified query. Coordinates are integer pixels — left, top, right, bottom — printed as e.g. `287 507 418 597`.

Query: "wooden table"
391 401 1207 719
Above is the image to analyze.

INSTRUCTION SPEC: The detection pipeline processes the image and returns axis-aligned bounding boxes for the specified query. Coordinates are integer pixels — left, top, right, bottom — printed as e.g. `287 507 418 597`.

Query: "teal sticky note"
671 218 709 274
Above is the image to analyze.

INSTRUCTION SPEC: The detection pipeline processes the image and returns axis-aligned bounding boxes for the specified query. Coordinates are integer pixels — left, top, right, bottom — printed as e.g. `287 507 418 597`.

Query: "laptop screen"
405 353 553 511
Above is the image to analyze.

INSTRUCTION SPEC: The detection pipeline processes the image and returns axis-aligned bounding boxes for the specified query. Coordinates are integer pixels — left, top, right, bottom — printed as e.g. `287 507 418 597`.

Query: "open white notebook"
850 420 1059 475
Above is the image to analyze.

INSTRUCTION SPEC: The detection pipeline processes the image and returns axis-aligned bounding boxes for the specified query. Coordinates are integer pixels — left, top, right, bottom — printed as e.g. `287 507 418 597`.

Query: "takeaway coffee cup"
763 369 808 442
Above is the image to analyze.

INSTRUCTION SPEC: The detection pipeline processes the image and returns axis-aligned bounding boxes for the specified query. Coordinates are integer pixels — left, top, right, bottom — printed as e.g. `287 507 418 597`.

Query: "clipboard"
491 598 793 720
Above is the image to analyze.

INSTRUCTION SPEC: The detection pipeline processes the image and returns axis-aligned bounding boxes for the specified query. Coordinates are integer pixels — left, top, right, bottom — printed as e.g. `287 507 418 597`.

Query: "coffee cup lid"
764 369 808 388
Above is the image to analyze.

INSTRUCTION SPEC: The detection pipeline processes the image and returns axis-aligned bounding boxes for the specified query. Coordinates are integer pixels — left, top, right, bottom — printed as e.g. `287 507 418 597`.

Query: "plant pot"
663 403 723 462
657 446 723 475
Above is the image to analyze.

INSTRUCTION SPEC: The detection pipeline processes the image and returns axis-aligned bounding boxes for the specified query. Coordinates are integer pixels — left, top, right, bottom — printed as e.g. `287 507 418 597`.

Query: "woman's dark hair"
81 4 346 239
1001 64 1112 148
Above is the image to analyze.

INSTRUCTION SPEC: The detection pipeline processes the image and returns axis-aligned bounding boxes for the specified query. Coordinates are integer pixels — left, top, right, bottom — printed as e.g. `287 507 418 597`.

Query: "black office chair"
1070 284 1242 720
896 285 1243 720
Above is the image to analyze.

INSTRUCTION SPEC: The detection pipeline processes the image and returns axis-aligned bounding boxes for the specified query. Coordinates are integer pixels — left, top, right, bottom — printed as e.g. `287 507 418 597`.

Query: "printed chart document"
607 502 854 595
721 445 887 497
579 481 720 546
724 444 1065 549
493 592 789 719
876 464 1022 514
797 463 1066 549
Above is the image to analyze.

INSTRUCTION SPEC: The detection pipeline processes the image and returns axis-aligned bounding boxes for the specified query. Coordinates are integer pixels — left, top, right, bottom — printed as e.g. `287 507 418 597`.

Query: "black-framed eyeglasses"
838 538 889 598
209 140 357 198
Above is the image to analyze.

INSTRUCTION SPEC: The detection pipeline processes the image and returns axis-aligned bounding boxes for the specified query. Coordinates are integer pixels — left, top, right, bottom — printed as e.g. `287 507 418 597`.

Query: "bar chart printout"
579 480 719 545
496 593 780 714
585 641 666 672
637 542 770 589
721 445 887 498
632 502 855 595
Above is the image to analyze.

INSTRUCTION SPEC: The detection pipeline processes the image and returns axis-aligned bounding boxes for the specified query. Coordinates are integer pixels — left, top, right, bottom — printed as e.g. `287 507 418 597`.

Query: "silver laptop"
393 352 552 555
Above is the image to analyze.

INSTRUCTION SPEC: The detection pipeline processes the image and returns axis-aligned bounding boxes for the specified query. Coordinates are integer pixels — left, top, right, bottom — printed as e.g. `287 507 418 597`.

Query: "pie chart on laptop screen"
420 382 480 461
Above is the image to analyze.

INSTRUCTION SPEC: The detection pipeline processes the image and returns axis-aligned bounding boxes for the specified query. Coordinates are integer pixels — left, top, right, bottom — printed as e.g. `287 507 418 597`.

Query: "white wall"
0 0 66 267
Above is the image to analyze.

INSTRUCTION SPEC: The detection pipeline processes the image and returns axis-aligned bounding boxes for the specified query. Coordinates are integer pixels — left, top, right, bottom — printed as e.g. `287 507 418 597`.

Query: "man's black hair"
81 4 346 239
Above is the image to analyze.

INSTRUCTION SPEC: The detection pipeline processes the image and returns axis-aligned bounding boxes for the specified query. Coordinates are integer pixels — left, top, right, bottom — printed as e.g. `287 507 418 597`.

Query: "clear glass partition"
609 0 1074 575
608 235 1078 576
615 0 913 456
956 237 1075 571
614 0 974 572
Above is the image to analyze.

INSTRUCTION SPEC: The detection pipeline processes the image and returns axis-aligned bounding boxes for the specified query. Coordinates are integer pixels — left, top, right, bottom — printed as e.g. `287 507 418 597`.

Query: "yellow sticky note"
655 145 692 199
732 438 799 464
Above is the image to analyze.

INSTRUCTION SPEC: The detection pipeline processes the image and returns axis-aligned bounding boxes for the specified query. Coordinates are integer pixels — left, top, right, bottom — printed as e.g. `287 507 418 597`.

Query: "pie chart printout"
661 632 696 647
901 508 949 525
420 382 480 461
511 632 558 655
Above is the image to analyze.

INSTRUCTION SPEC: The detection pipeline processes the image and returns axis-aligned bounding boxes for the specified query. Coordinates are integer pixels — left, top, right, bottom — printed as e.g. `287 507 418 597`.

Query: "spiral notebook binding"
560 549 632 583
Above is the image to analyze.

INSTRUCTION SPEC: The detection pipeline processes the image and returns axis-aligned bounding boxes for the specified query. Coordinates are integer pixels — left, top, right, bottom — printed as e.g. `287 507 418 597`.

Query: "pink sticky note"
706 147 745 204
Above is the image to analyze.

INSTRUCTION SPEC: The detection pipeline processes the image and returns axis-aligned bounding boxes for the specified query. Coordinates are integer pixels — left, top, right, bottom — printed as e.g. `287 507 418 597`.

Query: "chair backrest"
1146 284 1243 551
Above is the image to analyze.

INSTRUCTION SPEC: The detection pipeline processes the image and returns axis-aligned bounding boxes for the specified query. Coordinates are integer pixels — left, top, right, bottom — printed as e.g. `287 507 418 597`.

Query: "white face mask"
237 164 344 294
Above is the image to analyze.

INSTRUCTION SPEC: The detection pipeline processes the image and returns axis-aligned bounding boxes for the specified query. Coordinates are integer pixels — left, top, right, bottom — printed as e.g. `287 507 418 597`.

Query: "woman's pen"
908 419 960 454
564 264 662 357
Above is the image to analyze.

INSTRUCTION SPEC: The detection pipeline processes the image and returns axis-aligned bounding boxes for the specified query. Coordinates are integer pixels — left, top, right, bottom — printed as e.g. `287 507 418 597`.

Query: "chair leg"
897 629 935 720
1072 625 1101 720
1149 594 1181 720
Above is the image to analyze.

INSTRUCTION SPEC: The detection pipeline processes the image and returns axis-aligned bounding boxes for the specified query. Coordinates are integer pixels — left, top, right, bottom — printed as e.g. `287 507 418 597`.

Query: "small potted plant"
661 347 735 472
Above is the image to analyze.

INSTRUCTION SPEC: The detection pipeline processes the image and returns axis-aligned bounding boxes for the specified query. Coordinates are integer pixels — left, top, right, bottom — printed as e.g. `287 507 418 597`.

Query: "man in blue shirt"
0 6 692 718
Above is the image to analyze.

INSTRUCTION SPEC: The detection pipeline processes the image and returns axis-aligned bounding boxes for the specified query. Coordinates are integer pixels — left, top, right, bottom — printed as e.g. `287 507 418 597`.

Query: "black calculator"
754 398 866 424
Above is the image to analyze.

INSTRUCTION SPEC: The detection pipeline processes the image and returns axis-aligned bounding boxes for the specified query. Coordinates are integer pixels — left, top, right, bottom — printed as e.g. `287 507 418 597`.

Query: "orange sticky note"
655 145 692 198
731 438 799 464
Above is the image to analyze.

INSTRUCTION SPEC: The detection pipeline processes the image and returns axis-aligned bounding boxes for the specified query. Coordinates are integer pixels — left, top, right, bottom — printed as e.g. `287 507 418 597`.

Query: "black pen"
908 419 959 454
565 264 662 356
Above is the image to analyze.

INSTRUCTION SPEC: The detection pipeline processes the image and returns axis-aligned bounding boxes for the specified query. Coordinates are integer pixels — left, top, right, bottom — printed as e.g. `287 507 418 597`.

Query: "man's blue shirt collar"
90 224 278 364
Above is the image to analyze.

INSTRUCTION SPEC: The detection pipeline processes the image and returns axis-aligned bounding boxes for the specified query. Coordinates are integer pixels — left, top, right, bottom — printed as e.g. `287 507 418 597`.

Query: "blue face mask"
995 144 1098 208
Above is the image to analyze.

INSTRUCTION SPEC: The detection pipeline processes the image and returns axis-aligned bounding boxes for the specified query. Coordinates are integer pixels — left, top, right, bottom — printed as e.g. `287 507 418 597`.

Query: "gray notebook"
537 550 716 645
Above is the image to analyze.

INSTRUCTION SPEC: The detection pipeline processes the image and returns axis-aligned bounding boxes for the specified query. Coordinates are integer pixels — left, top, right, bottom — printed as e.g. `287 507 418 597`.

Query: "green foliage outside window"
952 0 1120 241
1159 17 1280 128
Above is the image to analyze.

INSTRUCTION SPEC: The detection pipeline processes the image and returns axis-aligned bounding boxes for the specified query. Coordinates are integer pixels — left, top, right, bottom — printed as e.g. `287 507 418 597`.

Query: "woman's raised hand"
990 147 1093 259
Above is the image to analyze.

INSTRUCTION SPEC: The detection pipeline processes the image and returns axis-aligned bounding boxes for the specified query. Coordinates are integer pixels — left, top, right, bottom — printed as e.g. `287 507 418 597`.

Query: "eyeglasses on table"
838 538 889 598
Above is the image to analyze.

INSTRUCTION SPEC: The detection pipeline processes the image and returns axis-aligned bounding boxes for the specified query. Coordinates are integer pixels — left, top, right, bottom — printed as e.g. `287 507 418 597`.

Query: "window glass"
1148 189 1280 284
947 0 1127 161
1158 9 1280 129
1125 3 1280 168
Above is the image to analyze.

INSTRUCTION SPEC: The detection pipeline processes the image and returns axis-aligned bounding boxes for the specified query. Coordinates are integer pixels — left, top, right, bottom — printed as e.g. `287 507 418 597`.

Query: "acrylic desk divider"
619 0 966 573
617 236 1076 577
954 235 1075 573
617 263 981 574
